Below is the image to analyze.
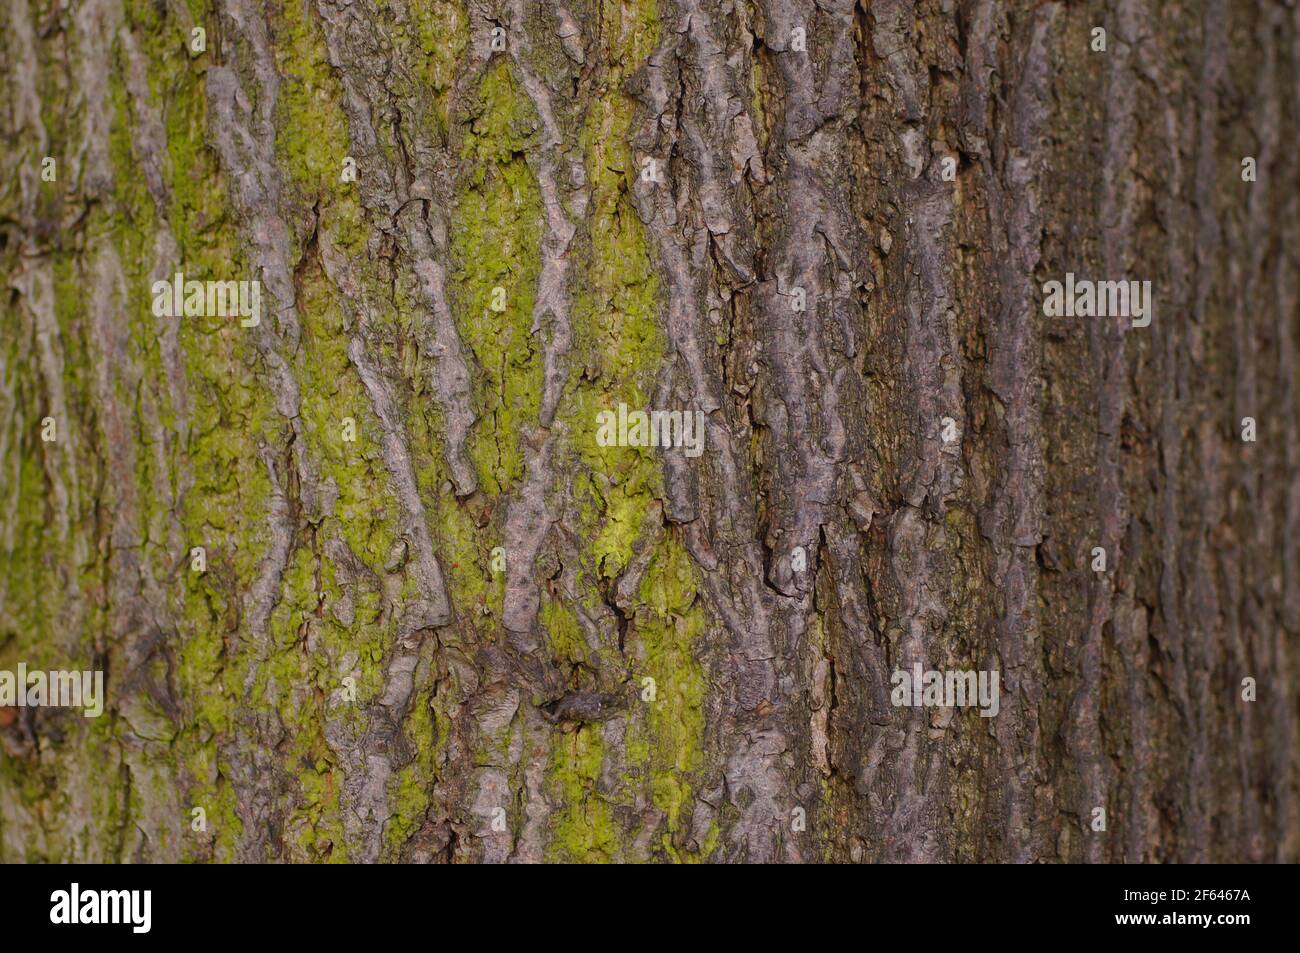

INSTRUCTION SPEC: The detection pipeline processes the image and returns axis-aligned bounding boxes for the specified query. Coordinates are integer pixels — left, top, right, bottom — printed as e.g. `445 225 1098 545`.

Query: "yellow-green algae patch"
630 536 708 860
546 724 619 862
449 61 544 496
269 0 366 251
542 0 711 861
405 0 470 144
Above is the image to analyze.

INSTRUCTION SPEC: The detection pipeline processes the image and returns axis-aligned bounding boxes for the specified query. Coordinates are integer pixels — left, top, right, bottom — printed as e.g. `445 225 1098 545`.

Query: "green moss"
560 0 665 580
530 0 715 862
409 1 468 142
5 37 179 859
542 595 588 666
115 0 278 861
449 61 544 496
382 678 438 858
269 0 365 250
0 0 719 864
0 451 57 661
294 756 349 862
633 538 707 849
272 0 346 189
435 492 498 632
296 257 403 574
266 0 470 860
546 725 619 862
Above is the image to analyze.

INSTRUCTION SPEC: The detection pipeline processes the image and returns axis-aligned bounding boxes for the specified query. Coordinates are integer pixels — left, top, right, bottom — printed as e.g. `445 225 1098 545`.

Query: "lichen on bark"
2 0 1298 864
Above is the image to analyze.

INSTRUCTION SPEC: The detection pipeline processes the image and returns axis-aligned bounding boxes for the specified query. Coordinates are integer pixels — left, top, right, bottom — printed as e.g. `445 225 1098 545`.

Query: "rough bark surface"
1 0 1297 863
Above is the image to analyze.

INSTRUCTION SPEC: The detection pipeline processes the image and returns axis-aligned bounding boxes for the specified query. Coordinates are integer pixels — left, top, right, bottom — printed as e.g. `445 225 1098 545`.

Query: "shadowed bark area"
1 0 1297 862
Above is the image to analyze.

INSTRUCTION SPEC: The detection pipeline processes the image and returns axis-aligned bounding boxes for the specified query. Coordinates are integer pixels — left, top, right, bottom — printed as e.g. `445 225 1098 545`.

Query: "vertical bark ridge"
1077 0 1142 864
2 0 1297 864
977 0 1057 862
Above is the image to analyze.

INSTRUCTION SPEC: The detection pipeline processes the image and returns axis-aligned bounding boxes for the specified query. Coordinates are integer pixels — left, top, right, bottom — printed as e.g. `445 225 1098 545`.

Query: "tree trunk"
2 0 1297 863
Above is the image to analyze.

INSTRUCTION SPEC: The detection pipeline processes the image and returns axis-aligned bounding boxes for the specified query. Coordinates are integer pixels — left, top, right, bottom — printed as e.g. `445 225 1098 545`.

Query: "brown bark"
0 0 1297 862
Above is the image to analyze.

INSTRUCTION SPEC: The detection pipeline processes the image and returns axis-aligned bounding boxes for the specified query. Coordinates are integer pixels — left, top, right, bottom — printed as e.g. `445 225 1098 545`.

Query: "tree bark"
1 0 1297 863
